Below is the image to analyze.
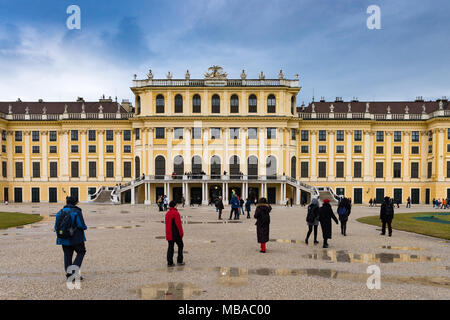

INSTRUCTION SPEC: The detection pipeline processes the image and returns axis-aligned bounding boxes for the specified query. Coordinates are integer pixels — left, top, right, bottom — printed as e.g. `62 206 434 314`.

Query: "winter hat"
323 199 330 204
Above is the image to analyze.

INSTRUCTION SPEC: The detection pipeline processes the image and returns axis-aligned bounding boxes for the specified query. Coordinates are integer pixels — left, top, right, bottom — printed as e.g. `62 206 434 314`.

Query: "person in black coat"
254 197 272 253
217 196 224 220
380 196 394 236
319 198 338 248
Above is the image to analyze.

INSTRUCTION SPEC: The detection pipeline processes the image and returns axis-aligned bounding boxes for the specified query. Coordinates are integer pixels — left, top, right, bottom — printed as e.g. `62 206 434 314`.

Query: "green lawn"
0 212 43 229
357 212 450 240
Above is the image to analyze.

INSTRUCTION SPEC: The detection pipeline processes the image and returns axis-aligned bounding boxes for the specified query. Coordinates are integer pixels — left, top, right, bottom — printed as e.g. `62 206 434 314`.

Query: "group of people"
433 198 450 209
156 195 169 211
226 194 252 220
369 197 409 209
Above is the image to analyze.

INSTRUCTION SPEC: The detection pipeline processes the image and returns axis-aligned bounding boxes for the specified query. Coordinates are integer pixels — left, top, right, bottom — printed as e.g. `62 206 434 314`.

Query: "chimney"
38 99 43 103
121 99 132 112
335 97 343 103
320 96 325 102
415 96 424 102
77 97 85 102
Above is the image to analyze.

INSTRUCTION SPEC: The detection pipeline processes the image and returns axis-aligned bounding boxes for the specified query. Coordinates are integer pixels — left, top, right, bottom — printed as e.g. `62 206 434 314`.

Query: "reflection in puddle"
302 250 440 264
380 246 425 251
269 239 304 244
137 282 203 300
217 267 249 286
159 221 242 225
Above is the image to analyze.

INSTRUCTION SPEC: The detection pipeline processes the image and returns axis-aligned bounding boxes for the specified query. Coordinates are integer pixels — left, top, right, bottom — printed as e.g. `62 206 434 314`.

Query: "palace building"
0 66 449 205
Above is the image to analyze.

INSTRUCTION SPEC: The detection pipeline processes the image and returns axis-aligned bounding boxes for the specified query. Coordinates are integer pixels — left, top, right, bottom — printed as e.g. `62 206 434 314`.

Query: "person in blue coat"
245 198 252 219
229 194 240 220
54 196 87 279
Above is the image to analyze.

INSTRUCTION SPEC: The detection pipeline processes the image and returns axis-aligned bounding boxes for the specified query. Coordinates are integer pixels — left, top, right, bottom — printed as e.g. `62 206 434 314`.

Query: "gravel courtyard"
0 202 449 300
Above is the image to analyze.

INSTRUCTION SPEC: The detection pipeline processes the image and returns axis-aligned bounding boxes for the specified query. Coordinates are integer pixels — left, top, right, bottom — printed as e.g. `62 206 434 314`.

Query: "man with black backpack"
54 196 87 280
380 196 394 237
305 197 320 245
337 197 351 236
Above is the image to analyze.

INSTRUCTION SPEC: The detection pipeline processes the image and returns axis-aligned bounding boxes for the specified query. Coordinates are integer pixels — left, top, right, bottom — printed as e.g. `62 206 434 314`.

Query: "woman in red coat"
165 200 184 267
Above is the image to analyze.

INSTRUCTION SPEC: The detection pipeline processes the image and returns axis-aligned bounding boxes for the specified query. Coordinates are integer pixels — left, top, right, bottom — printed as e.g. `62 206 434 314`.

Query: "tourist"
245 198 252 219
254 197 272 253
54 196 87 281
157 196 163 211
290 198 293 207
318 198 338 248
406 196 411 208
181 194 185 208
214 197 219 212
240 197 245 214
229 194 240 220
165 200 184 267
432 198 436 208
380 196 394 237
305 197 320 245
217 196 224 220
369 198 373 207
337 197 351 236
163 195 169 211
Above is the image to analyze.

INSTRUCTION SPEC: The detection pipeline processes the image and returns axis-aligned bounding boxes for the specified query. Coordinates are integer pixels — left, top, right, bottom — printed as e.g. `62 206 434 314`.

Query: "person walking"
432 198 436 208
239 197 245 216
305 197 320 245
181 195 185 208
254 197 272 253
165 201 184 267
163 195 169 211
157 196 163 211
245 198 252 219
318 198 338 248
217 196 224 220
54 196 87 280
337 197 351 236
229 194 240 220
369 198 373 207
406 196 411 208
380 196 394 237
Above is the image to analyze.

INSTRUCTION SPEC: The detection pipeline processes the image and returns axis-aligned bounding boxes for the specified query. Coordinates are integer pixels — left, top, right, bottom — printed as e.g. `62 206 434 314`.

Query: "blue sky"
0 0 449 104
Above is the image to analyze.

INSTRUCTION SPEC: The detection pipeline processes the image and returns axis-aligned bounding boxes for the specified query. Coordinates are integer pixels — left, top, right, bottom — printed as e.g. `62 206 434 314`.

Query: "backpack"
306 205 317 223
337 206 347 216
55 208 76 239
385 204 394 216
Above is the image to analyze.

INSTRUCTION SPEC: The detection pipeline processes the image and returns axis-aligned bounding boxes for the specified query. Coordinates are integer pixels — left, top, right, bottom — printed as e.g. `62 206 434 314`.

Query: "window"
248 94 257 113
230 128 239 140
393 162 401 178
32 162 40 178
50 162 57 178
174 128 183 140
319 145 326 153
428 145 432 154
15 162 23 178
212 94 220 113
301 162 309 178
230 94 239 113
156 94 165 113
447 144 450 153
71 145 79 153
376 146 384 154
106 145 114 153
301 130 309 141
124 161 132 178
15 146 22 154
123 130 131 141
31 146 40 154
106 162 114 178
135 128 140 140
1 145 4 153
428 131 433 141
88 130 96 141
2 161 6 178
354 130 362 141
394 131 402 142
136 96 141 115
411 146 419 154
291 129 296 140
447 161 450 178
192 94 201 113
411 131 419 142
354 161 362 178
88 162 96 178
376 131 384 142
448 129 450 140
155 128 165 139
336 130 344 141
71 161 79 178
32 131 39 142
319 130 326 141
192 127 201 139
394 146 402 154
411 162 419 178
15 131 22 142
248 128 257 139
210 128 221 139
88 145 96 153
427 162 432 178
376 162 384 178
267 94 276 113
336 161 344 178
106 130 114 141
267 128 276 139
318 162 327 178
174 94 183 113
336 188 345 196
354 145 362 153
123 145 131 153
336 145 344 154
49 131 57 141
1 130 5 141
49 146 57 153
71 130 78 141
301 145 309 154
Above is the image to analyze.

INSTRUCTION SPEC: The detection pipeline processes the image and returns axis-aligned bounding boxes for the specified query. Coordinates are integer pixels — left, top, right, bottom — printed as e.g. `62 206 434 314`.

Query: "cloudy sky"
0 0 449 105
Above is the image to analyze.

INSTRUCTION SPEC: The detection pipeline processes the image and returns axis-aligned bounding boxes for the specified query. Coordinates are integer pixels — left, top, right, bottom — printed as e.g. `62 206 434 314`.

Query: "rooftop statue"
204 65 227 79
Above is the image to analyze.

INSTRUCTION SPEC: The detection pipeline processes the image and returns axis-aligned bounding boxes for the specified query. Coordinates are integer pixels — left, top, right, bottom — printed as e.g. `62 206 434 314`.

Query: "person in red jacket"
165 200 184 267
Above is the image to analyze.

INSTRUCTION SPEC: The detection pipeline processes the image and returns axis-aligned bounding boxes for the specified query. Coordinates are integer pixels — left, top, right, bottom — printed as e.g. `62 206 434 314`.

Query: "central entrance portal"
190 187 202 205
209 185 222 204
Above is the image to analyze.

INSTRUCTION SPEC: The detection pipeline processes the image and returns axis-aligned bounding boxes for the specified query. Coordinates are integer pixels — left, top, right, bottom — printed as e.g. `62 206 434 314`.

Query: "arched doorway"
266 155 277 179
173 155 184 179
211 155 221 179
229 155 240 179
192 155 202 179
248 155 258 179
155 155 165 179
291 156 296 179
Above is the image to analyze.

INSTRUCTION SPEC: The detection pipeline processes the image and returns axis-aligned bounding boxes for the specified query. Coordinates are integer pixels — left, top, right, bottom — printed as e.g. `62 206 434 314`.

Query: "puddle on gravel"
216 267 249 286
270 239 304 244
302 250 440 264
137 282 203 300
379 246 425 251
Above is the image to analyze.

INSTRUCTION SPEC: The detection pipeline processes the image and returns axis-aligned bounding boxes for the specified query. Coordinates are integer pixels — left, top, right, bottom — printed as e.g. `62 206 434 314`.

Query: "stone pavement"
0 202 449 300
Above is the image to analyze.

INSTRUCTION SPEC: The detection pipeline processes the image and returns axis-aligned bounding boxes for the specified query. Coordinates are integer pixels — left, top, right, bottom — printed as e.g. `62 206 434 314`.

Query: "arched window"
136 96 141 115
229 155 240 179
248 94 257 113
156 94 165 113
193 94 201 113
230 94 239 113
135 156 140 178
173 155 184 179
155 155 165 179
210 155 221 179
266 155 277 179
291 156 296 179
267 94 276 113
291 96 295 115
212 94 220 113
192 155 202 179
174 94 183 113
248 156 258 179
